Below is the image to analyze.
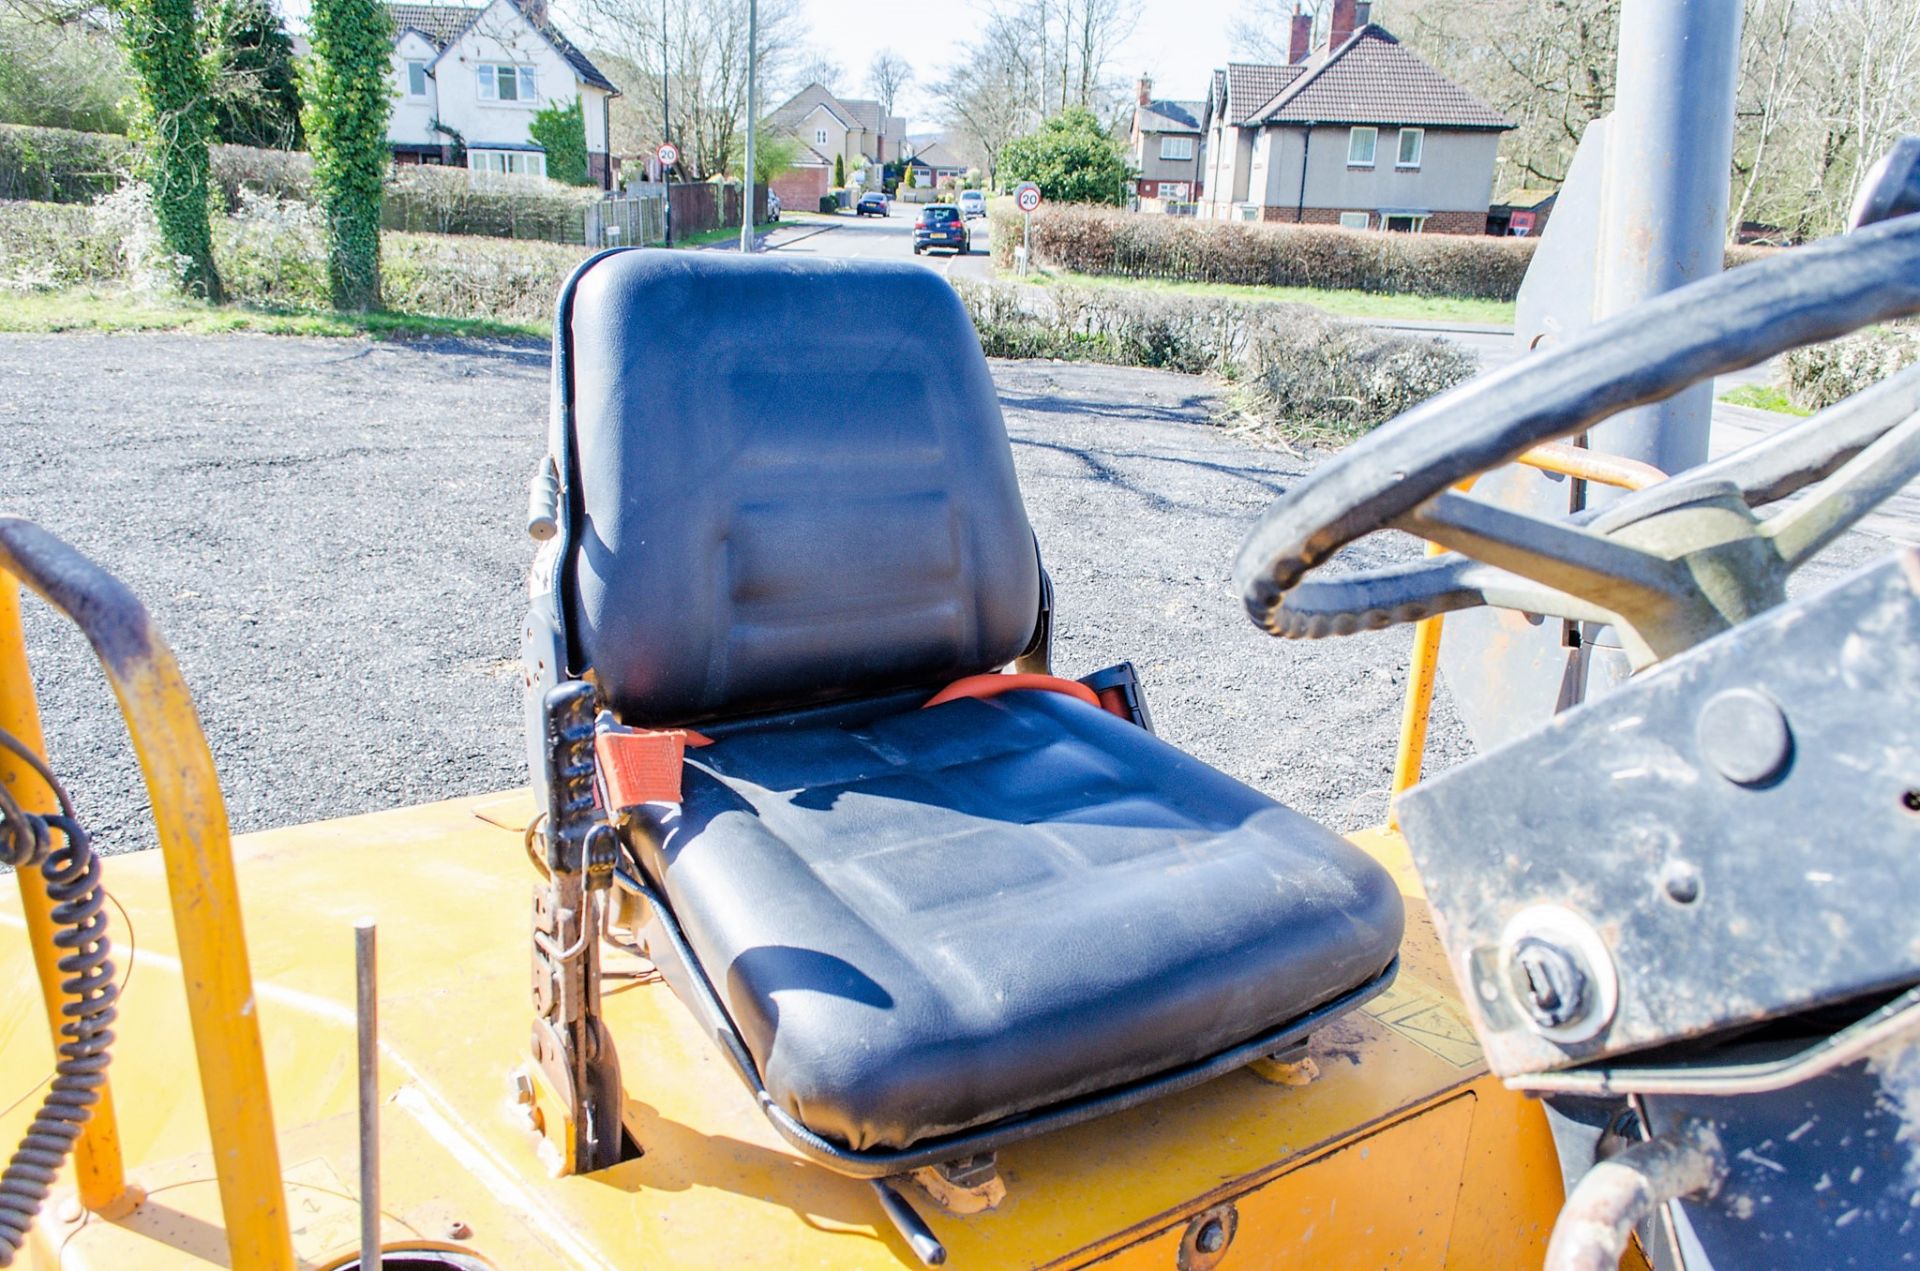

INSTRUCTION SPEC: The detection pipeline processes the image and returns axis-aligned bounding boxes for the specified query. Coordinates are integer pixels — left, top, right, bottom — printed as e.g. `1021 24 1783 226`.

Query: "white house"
387 0 619 188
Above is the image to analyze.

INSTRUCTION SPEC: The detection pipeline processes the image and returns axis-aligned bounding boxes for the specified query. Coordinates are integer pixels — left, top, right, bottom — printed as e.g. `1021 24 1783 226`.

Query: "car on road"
958 190 986 219
855 190 890 217
913 204 970 255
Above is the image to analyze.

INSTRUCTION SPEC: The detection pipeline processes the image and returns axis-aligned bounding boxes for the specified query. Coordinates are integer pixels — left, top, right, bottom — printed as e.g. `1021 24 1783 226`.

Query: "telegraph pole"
739 0 758 252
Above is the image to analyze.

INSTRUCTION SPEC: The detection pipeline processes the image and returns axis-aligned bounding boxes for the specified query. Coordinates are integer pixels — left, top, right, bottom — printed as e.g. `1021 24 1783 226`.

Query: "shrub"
1783 322 1920 412
952 280 1476 443
0 200 119 290
211 141 314 206
821 190 841 214
530 99 591 186
999 108 1130 206
208 0 305 149
381 164 596 241
382 231 587 322
0 17 131 134
303 0 392 309
0 124 133 202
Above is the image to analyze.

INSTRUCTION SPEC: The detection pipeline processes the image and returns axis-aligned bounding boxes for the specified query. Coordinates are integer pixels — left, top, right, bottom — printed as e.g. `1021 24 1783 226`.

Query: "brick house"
1128 78 1205 205
768 84 908 211
1198 0 1511 233
386 0 619 188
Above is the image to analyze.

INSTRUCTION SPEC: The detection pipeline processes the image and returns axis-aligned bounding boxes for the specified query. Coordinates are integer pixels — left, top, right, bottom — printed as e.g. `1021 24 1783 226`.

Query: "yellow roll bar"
1388 445 1668 825
0 518 294 1269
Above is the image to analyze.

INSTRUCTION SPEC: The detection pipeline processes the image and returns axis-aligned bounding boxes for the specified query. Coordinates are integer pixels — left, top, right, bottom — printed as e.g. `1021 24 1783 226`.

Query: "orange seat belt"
922 673 1102 710
595 724 711 809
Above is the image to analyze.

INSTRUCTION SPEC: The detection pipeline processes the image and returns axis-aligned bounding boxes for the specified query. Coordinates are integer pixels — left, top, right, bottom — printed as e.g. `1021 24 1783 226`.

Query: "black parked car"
856 190 890 217
913 205 970 255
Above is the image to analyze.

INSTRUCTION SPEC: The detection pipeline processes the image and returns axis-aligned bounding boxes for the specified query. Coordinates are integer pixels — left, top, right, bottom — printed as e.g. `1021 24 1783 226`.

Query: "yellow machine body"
0 793 1563 1269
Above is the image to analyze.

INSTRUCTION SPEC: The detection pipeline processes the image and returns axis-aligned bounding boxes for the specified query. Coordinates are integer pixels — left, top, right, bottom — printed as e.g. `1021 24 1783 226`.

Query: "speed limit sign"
656 141 680 169
1014 182 1043 213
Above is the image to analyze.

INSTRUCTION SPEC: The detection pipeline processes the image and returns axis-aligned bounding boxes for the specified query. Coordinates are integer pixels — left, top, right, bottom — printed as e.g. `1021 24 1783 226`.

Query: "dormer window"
477 63 536 103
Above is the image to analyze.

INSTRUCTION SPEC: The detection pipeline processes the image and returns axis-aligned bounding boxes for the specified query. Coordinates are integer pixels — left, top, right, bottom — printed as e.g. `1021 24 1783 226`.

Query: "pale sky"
797 0 1253 132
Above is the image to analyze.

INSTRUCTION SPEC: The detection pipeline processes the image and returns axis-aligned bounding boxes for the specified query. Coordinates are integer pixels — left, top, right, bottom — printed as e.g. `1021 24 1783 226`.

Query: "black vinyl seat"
536 249 1405 1160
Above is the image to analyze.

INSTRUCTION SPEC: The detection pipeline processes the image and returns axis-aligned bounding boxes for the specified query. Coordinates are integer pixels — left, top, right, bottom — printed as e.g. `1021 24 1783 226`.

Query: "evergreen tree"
998 108 1131 205
303 0 391 310
530 98 591 186
211 0 305 149
110 0 224 299
833 152 845 187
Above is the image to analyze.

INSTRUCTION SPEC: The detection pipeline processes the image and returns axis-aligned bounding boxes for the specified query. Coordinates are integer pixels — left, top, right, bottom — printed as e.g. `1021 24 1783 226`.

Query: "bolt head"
1195 1218 1226 1253
1509 936 1589 1029
446 1219 473 1240
1696 688 1792 786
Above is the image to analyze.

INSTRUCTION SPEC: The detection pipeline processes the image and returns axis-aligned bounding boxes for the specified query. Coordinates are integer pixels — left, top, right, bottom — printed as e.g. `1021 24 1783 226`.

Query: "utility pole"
739 0 758 253
661 0 672 246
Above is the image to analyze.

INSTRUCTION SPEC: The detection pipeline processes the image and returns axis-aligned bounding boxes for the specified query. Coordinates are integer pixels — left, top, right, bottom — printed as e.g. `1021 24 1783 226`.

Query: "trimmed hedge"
0 124 133 202
997 205 1788 302
954 280 1476 443
1 193 588 323
1783 323 1920 412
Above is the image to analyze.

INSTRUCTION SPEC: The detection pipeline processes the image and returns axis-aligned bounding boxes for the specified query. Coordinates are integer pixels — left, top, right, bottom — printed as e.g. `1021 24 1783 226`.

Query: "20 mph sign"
1014 183 1043 213
656 141 680 169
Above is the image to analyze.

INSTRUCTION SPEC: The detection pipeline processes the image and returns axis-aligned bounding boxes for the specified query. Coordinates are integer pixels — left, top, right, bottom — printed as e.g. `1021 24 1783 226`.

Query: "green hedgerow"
303 0 392 310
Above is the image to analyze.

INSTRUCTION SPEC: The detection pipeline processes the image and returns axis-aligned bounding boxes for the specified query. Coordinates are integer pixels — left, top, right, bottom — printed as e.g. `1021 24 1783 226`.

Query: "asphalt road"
0 333 1462 855
763 209 995 280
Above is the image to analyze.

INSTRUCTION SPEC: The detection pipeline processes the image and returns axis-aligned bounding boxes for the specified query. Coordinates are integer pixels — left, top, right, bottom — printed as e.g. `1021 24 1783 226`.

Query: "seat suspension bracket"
528 680 627 1175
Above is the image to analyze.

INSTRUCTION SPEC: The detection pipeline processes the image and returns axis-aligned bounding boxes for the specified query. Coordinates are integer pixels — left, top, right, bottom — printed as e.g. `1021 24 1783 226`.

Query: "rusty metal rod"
355 919 381 1271
1545 1123 1724 1271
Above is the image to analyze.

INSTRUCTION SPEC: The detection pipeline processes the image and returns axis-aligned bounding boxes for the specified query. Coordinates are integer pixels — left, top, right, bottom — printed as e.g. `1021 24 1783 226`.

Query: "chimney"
521 0 547 25
1137 75 1153 107
1327 0 1357 52
1355 1 1372 27
1288 7 1312 63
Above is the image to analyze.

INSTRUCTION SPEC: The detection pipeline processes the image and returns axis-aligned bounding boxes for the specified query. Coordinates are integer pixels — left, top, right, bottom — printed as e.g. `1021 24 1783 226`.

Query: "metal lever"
356 918 381 1271
527 456 560 542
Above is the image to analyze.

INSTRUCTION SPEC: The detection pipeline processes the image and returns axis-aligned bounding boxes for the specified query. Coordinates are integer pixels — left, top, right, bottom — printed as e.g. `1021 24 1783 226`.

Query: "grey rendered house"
1198 0 1511 233
1129 78 1206 206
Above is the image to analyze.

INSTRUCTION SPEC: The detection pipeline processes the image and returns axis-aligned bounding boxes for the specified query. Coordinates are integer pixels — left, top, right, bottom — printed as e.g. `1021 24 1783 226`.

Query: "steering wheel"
1232 213 1920 670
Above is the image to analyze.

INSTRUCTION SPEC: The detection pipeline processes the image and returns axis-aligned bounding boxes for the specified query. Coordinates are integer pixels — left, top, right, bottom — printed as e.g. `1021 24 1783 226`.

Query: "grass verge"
1021 269 1516 326
671 221 781 248
1717 382 1811 416
0 289 544 340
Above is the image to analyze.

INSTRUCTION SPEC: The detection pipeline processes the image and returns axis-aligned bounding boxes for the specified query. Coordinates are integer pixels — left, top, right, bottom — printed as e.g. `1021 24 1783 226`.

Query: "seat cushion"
559 250 1040 726
631 689 1405 1152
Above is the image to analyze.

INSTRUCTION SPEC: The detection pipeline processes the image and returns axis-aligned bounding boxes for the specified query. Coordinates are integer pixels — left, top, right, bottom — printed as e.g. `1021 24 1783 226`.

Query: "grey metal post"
1589 0 1744 480
355 919 380 1271
660 0 671 246
740 0 758 253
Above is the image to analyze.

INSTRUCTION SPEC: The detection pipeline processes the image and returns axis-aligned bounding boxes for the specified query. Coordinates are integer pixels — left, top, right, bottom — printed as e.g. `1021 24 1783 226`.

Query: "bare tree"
867 48 912 121
577 0 804 179
795 51 845 93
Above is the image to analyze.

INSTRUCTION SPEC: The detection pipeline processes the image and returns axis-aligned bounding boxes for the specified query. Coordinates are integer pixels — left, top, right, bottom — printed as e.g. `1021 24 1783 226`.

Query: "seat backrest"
550 250 1040 727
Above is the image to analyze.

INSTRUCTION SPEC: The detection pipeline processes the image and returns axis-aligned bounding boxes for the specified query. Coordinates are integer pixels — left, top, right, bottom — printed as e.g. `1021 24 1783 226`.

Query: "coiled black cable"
0 728 116 1264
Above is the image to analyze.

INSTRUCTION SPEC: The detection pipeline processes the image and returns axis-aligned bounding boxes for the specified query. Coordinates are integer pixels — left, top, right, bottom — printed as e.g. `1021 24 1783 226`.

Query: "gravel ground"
0 332 1467 852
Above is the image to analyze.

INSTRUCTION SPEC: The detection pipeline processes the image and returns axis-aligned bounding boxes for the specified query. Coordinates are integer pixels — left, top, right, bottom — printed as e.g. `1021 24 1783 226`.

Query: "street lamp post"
739 0 758 253
660 0 671 245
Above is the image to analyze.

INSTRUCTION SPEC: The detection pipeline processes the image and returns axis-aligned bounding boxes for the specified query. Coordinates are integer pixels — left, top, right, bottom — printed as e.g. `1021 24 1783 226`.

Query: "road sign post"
657 142 679 246
1014 183 1042 276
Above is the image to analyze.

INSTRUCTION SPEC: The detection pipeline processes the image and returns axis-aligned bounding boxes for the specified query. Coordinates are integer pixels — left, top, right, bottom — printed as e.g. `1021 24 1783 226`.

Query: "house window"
1396 128 1424 168
1347 126 1377 167
1159 136 1194 161
1339 211 1370 230
405 60 429 98
1384 213 1428 233
1156 181 1190 200
468 149 546 178
477 63 536 103
814 127 828 145
1234 203 1260 222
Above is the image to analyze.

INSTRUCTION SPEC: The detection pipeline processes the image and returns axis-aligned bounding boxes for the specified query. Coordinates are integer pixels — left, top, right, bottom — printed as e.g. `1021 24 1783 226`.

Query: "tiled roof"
1254 26 1509 129
1136 98 1205 134
1225 63 1303 124
386 0 617 93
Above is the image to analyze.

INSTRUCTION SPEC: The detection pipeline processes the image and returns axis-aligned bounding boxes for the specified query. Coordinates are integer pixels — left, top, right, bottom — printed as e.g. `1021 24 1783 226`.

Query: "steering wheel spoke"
1761 407 1920 565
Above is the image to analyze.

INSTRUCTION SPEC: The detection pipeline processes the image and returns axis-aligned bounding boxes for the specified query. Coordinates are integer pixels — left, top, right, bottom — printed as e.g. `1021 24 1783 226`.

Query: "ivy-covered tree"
998 108 1131 205
109 0 223 299
302 0 391 310
210 0 305 149
529 98 591 186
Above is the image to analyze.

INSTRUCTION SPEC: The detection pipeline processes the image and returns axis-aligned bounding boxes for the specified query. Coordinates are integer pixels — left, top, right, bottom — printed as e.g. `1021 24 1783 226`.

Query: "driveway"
763 210 994 280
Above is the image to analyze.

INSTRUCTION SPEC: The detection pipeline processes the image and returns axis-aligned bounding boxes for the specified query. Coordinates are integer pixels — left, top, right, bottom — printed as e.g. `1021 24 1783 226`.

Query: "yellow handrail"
1387 445 1667 827
0 518 294 1269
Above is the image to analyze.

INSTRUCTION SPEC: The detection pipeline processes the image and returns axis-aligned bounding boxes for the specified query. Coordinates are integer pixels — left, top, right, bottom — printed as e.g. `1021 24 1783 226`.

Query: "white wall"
389 30 441 145
581 85 608 153
433 0 582 151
